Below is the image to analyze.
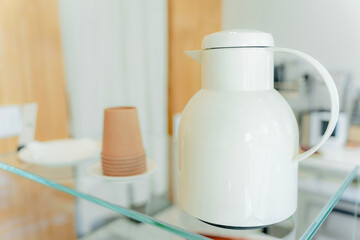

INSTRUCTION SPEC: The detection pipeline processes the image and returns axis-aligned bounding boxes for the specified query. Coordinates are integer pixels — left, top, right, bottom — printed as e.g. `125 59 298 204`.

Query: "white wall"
59 0 168 140
223 0 360 87
59 0 168 194
58 0 168 235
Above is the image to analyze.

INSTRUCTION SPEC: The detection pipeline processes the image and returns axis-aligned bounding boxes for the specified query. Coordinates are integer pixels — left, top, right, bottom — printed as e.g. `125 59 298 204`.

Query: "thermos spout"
185 50 202 63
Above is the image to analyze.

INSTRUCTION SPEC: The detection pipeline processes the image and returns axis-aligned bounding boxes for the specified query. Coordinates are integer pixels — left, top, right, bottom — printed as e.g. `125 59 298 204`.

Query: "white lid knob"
201 29 275 49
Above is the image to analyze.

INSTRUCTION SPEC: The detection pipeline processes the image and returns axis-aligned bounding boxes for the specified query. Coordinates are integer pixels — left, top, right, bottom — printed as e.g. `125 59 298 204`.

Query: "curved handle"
271 47 340 162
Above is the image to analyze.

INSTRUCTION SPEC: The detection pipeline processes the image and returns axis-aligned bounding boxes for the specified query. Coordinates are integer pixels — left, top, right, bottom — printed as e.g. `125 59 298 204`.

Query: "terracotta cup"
101 162 146 171
102 163 146 173
102 165 146 177
102 159 145 168
102 152 146 163
101 107 147 176
102 107 145 157
101 151 145 159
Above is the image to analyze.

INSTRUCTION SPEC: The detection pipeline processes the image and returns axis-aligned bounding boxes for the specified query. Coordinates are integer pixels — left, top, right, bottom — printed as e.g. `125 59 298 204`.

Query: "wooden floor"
167 0 222 201
0 1 75 238
0 154 76 240
0 0 69 154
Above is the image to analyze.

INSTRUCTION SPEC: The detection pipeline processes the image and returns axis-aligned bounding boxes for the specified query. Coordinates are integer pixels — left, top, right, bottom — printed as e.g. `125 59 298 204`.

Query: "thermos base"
199 219 271 230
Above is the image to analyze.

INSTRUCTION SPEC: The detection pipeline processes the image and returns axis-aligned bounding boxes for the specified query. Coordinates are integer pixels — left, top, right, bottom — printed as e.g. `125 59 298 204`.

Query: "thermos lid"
201 29 274 49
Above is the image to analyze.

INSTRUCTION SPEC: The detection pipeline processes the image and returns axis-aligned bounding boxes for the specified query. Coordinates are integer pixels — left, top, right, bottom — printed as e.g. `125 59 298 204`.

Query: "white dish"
18 138 101 167
86 159 157 182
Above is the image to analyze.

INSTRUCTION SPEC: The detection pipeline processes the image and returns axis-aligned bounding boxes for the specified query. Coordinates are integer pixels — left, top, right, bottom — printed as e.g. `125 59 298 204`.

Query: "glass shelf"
0 151 358 240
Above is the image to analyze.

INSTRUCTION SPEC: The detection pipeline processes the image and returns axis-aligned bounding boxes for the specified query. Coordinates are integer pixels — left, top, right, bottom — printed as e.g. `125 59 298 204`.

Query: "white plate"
18 139 101 167
86 159 157 182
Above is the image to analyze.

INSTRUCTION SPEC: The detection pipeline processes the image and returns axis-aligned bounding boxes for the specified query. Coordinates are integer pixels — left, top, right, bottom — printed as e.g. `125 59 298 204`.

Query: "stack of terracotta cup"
101 107 146 176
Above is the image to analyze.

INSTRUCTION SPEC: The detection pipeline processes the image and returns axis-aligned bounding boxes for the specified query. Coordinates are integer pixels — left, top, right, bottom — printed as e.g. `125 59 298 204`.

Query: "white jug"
178 30 339 228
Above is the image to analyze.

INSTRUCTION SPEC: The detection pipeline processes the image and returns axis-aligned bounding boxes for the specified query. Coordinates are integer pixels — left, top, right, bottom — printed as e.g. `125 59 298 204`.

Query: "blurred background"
0 0 360 239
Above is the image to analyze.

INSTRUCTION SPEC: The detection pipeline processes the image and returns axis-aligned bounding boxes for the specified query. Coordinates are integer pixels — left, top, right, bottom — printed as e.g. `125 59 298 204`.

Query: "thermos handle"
272 47 340 162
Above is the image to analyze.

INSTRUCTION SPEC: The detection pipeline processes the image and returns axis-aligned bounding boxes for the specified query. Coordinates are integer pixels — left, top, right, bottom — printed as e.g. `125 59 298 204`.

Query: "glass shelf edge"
1 159 357 240
300 165 359 240
0 161 211 240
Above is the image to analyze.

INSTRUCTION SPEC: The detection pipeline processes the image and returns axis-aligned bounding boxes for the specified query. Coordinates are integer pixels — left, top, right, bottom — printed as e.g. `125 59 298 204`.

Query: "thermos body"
179 89 299 227
179 30 339 228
